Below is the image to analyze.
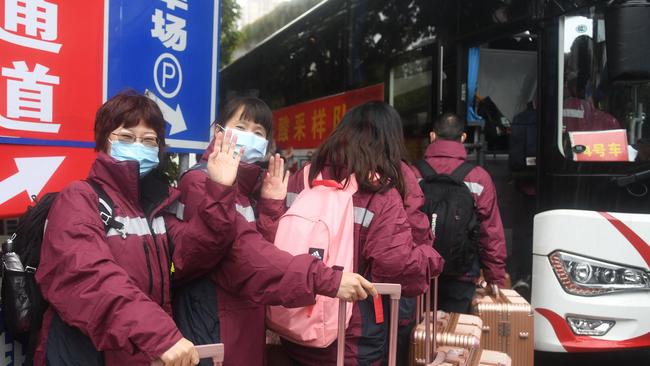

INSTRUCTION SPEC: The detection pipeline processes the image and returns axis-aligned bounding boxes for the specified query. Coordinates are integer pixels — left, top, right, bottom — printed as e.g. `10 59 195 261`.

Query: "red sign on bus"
569 129 629 162
273 84 385 149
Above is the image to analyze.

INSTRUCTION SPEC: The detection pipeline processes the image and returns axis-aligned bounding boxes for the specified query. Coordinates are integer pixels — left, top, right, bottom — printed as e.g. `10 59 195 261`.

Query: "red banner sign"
0 145 96 219
0 0 104 142
273 84 384 149
569 129 629 162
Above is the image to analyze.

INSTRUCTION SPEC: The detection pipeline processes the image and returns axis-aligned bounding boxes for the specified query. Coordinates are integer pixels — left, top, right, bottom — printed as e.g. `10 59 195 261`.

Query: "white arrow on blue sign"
106 0 220 153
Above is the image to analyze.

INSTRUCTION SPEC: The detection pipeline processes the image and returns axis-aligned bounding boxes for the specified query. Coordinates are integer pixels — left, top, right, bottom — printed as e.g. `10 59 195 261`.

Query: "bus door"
458 30 540 296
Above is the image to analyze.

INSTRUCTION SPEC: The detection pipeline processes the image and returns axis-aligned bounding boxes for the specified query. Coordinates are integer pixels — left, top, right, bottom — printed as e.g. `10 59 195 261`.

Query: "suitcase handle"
150 343 224 366
337 283 402 366
422 277 441 364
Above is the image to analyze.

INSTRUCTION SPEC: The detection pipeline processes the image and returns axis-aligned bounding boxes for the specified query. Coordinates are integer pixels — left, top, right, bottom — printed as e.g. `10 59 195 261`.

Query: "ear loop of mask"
214 123 226 133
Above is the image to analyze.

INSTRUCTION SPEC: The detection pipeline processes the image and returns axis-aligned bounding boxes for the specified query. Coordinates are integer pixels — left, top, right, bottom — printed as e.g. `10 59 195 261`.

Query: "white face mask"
225 128 269 163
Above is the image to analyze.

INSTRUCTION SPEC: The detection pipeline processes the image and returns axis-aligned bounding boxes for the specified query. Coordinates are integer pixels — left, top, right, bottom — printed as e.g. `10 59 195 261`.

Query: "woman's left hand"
261 153 290 200
207 130 243 186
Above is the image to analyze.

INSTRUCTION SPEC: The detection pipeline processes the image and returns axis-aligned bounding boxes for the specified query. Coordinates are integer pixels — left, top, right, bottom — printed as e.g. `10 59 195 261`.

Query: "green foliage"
163 153 180 186
238 0 322 55
220 0 242 67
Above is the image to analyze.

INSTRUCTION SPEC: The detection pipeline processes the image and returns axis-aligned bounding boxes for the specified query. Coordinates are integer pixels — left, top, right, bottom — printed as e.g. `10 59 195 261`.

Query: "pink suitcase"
337 283 402 366
151 343 224 366
412 278 511 366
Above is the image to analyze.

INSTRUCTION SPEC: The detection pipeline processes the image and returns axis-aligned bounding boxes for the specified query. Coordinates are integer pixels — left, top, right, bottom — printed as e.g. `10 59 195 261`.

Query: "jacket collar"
89 152 141 204
88 152 177 217
424 140 467 160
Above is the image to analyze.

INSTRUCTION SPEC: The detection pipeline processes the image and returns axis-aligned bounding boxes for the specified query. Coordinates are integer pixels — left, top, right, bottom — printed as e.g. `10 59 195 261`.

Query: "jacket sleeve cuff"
150 331 183 361
484 271 506 287
256 197 286 220
204 178 236 203
313 263 343 298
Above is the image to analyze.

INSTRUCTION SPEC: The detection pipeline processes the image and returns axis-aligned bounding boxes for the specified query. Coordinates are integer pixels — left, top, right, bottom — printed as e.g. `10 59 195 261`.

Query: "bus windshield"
558 8 650 163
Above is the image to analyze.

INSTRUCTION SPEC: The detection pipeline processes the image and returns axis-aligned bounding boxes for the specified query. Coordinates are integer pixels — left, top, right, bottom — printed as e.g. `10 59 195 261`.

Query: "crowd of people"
34 91 506 366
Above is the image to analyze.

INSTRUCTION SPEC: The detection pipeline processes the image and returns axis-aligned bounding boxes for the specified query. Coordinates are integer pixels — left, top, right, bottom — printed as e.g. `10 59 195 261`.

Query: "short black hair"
216 96 273 137
432 113 466 141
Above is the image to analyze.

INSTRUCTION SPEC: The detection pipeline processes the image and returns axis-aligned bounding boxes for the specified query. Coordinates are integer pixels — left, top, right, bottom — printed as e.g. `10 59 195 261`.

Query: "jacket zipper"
148 219 165 306
142 240 154 296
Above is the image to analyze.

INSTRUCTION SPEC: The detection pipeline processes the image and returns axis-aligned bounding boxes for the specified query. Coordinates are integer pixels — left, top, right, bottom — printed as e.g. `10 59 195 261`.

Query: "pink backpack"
266 165 357 348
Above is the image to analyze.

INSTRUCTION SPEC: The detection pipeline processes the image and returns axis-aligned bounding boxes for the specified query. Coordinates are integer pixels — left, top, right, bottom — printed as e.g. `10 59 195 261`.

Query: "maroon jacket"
419 140 507 286
34 153 237 365
282 165 442 366
176 146 342 366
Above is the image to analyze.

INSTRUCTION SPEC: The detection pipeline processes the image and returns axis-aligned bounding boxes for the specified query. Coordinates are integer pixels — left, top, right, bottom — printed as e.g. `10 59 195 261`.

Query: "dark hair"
94 90 166 161
309 101 408 197
217 96 273 138
432 113 466 141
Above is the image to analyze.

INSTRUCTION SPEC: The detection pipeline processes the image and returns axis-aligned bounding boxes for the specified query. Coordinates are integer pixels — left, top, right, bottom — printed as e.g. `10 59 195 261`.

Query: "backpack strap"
86 181 125 237
415 160 437 180
179 161 208 181
449 162 476 183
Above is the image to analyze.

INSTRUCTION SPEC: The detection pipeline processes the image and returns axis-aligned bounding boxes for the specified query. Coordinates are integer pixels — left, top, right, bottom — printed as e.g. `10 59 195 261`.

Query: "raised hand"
261 153 290 200
207 130 243 186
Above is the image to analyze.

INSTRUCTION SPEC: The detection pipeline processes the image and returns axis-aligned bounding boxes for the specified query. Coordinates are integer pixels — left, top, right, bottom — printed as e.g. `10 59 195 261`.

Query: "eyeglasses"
111 132 159 147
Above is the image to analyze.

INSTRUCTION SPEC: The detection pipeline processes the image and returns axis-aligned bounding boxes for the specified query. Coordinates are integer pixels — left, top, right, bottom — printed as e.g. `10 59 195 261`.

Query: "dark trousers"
436 278 476 314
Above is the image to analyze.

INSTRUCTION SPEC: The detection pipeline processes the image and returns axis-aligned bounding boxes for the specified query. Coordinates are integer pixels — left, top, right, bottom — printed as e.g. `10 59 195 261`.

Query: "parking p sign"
107 0 219 152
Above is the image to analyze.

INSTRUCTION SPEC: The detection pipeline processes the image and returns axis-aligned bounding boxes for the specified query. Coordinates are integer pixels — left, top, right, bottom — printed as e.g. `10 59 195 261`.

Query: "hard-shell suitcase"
410 279 511 366
436 346 511 366
410 277 455 366
151 344 225 366
411 309 483 362
337 283 402 366
472 288 534 366
410 279 482 366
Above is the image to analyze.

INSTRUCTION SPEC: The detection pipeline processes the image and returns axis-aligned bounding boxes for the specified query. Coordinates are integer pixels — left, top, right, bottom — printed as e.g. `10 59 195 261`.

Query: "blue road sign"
107 0 220 153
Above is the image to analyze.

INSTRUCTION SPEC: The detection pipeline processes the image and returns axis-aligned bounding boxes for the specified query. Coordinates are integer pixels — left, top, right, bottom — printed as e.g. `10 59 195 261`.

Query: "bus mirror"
605 0 650 83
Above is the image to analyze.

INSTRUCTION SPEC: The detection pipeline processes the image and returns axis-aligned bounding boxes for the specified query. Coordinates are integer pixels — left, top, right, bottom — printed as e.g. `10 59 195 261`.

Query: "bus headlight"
549 251 650 296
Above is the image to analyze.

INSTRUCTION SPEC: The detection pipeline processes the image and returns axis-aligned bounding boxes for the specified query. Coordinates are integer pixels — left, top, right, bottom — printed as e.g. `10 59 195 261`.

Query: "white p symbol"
154 53 183 99
162 62 176 88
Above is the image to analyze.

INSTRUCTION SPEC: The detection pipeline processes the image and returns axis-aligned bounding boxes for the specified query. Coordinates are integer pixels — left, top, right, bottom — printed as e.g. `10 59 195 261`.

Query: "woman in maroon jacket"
175 97 376 366
34 91 244 366
281 101 442 365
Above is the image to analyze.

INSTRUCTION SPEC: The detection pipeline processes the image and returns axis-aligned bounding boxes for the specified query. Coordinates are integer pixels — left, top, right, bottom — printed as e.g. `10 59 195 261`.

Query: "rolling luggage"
151 344 225 366
435 346 512 366
411 278 511 366
472 288 534 366
265 283 404 366
410 278 482 365
337 283 402 366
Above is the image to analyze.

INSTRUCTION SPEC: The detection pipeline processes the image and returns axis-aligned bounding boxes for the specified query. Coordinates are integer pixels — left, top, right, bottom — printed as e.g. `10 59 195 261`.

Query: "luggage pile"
409 278 534 366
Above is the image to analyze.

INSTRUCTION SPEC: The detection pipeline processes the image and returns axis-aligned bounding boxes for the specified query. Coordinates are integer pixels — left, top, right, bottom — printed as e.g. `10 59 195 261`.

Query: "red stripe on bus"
599 212 650 267
536 308 650 352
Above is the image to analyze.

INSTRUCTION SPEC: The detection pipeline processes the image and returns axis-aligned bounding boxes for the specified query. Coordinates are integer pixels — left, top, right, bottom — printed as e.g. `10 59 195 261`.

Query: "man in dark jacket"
418 113 507 313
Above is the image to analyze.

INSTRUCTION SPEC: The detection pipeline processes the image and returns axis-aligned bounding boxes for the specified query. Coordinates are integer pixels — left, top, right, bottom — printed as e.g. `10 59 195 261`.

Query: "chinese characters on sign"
0 0 60 135
0 0 104 221
108 0 219 152
0 0 104 141
147 0 188 135
273 84 385 149
569 129 630 162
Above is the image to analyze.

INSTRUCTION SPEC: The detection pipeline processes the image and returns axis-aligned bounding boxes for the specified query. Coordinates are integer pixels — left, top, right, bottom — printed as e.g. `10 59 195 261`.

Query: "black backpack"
415 160 481 277
1 181 124 360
